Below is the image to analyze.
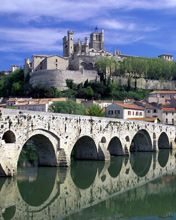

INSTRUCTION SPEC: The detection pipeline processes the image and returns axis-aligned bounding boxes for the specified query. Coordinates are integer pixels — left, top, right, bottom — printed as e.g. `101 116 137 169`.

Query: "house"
6 97 68 112
106 102 144 119
148 91 176 104
81 100 112 109
161 107 176 125
145 103 162 122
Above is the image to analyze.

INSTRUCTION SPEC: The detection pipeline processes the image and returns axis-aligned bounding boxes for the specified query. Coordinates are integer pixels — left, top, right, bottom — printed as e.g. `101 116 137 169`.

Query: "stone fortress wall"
30 69 99 90
113 76 176 90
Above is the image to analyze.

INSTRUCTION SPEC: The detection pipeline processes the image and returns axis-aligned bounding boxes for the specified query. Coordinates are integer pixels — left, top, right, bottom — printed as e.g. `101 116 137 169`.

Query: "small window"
128 111 131 115
147 110 150 113
166 118 168 124
136 112 138 116
117 110 120 114
153 109 157 113
56 59 58 62
172 119 174 124
140 112 142 116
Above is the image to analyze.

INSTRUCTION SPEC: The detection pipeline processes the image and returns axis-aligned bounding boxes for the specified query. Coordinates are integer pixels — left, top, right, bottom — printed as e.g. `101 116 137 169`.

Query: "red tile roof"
114 102 144 110
162 107 176 112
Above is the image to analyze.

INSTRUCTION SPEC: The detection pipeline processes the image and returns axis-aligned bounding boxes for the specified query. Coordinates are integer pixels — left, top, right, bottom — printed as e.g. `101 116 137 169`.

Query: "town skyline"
1 0 176 70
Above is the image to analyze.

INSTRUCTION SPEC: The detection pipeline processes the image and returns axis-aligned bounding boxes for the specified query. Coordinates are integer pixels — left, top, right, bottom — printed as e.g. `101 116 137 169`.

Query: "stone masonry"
0 109 175 177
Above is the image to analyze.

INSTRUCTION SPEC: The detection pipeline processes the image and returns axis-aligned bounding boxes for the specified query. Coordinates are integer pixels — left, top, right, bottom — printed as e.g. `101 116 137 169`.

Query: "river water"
0 150 176 220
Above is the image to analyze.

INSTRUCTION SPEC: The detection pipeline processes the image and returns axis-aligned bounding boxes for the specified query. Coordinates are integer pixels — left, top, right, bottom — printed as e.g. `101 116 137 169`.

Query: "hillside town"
1 29 176 126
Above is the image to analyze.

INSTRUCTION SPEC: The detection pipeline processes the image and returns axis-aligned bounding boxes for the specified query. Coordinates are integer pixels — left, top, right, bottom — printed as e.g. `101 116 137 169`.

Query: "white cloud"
0 27 65 52
98 19 137 31
0 0 176 22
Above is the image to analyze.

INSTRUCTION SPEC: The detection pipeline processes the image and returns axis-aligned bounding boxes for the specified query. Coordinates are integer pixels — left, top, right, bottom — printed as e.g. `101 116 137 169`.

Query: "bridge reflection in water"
0 150 176 220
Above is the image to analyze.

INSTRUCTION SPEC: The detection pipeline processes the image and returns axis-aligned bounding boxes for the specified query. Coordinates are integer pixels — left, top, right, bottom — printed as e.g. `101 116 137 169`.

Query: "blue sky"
1 0 176 70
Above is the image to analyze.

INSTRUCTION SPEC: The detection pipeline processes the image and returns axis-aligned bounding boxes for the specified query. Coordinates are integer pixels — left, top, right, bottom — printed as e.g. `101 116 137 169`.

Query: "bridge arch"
18 130 59 167
158 132 170 149
71 136 98 160
2 130 16 143
108 137 124 156
130 129 152 152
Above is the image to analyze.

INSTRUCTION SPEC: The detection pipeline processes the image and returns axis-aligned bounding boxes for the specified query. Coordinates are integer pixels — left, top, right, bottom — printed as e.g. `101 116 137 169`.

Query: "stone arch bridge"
0 109 175 177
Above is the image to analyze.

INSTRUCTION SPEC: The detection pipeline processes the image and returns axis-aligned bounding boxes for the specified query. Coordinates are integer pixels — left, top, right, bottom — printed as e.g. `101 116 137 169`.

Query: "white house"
106 102 144 119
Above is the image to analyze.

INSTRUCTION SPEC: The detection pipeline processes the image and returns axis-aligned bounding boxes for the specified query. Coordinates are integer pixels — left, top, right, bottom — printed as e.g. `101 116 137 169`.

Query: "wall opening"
108 137 124 156
158 132 170 149
18 134 57 168
71 136 98 160
2 130 16 143
130 129 152 152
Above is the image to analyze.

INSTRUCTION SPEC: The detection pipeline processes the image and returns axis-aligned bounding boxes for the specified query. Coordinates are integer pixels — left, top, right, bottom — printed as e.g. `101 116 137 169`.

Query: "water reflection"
108 156 123 178
158 149 170 167
2 206 16 220
71 160 98 189
0 150 176 220
130 152 153 177
17 167 57 206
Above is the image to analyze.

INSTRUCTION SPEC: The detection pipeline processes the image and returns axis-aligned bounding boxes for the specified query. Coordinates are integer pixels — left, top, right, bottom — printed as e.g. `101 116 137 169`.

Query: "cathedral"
63 29 111 70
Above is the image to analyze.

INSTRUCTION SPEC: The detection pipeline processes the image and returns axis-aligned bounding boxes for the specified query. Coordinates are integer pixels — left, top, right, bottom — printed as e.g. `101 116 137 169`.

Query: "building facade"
106 102 144 119
148 91 176 104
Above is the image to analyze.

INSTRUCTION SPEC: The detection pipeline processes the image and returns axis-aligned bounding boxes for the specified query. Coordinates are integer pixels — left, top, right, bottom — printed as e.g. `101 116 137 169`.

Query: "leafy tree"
118 57 176 80
49 100 86 115
95 57 119 82
86 104 105 117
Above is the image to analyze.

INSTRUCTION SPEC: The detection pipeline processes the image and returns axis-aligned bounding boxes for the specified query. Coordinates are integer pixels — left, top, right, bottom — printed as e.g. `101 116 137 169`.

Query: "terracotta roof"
114 102 144 110
162 107 176 112
150 90 176 94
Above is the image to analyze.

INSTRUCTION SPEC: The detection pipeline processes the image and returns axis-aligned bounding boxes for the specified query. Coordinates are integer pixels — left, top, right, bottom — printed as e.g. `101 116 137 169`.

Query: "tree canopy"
49 100 86 115
86 104 105 117
118 57 176 80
